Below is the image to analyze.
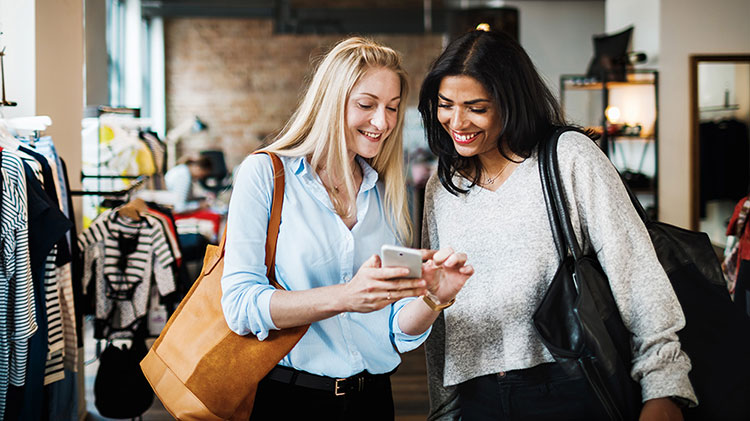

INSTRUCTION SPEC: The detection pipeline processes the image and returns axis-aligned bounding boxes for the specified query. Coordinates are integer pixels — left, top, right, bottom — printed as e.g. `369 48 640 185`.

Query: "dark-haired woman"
419 29 696 420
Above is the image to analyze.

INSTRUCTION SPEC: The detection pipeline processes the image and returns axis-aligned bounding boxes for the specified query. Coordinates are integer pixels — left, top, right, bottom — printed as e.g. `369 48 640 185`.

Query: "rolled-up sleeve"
221 154 279 340
390 297 431 353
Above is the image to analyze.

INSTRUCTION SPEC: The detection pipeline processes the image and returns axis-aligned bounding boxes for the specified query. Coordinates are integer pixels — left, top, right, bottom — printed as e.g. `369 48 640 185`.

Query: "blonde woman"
221 37 473 420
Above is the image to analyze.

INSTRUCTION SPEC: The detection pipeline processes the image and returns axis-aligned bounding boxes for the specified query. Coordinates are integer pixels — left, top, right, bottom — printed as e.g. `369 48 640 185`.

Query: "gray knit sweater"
422 131 697 420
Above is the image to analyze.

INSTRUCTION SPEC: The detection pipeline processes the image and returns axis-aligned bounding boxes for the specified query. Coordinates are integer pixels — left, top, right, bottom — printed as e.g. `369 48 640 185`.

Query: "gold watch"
422 295 456 311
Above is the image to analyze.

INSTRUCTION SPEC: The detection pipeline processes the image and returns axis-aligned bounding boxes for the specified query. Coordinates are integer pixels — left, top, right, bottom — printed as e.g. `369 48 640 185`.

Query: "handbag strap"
261 151 285 288
539 129 566 261
539 126 653 262
218 150 286 289
539 126 584 261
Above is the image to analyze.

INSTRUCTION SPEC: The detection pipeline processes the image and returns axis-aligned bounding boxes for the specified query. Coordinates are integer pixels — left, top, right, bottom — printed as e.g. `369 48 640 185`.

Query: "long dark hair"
418 29 566 195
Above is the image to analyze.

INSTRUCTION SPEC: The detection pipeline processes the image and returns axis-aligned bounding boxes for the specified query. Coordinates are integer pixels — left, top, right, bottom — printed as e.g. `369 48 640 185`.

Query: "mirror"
691 55 750 246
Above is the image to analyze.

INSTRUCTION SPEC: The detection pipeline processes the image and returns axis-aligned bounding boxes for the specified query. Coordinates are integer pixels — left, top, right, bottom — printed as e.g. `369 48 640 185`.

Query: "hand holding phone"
380 245 422 278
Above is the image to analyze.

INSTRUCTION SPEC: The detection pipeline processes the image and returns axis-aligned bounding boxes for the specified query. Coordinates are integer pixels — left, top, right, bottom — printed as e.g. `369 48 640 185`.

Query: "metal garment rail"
69 174 149 197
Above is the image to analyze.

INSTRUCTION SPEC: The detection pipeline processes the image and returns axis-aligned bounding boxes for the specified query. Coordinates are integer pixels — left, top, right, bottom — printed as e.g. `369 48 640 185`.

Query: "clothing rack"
70 175 149 197
96 107 140 186
80 173 144 180
76 106 145 198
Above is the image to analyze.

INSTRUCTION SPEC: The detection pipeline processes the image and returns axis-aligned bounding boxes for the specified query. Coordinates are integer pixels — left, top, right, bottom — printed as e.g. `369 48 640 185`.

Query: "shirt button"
497 371 506 378
343 275 351 282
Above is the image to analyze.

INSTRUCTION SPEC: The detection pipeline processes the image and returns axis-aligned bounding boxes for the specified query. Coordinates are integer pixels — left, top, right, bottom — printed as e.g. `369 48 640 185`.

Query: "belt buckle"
334 378 347 396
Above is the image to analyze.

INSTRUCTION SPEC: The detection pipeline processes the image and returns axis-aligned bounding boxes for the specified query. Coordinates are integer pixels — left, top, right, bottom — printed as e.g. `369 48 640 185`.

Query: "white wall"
0 0 36 118
659 0 750 227
507 1 605 96
605 0 659 66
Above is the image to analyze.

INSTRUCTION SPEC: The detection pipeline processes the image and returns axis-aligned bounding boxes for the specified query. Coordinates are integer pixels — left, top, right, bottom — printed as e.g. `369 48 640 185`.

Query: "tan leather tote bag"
140 152 309 420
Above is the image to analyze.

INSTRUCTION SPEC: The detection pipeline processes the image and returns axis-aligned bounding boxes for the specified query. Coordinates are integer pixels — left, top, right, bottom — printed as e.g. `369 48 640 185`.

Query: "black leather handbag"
534 126 750 421
533 127 641 421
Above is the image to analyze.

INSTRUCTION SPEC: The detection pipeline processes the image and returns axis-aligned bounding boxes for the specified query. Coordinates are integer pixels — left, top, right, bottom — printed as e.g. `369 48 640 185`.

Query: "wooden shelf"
585 126 654 140
561 71 657 90
563 80 655 90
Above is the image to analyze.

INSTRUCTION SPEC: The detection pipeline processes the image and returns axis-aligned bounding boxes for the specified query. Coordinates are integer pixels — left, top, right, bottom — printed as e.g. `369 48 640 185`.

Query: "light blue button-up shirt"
221 153 429 378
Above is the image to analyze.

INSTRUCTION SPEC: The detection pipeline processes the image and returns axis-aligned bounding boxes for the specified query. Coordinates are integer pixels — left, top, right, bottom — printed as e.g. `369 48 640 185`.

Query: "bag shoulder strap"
259 151 285 288
539 128 567 260
540 126 583 260
218 151 286 289
540 126 652 262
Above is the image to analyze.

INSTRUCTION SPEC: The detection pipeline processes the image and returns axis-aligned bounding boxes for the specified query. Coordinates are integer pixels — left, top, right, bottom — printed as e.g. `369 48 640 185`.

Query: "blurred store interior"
0 0 748 419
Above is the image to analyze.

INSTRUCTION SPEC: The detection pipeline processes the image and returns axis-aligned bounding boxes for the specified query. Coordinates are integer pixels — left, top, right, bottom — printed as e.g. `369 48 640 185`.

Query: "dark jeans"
250 373 395 420
457 363 611 421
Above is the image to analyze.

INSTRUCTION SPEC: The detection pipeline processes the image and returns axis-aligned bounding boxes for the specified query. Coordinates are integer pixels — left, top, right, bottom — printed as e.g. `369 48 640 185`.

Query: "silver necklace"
483 160 511 185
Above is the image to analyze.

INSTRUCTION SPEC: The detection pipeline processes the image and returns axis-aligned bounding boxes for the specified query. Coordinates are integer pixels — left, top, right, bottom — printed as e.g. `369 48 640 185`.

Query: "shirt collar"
357 156 378 192
293 155 379 193
291 155 307 176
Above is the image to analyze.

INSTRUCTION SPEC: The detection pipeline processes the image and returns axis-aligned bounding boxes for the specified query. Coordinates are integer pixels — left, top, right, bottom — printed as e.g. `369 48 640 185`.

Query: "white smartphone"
380 245 422 278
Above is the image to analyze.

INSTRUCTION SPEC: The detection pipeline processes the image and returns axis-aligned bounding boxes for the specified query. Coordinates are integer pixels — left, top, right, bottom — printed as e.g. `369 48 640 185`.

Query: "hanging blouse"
78 209 176 339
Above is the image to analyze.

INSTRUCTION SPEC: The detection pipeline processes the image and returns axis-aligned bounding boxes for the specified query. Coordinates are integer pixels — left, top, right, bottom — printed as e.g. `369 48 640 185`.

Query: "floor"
83 317 430 420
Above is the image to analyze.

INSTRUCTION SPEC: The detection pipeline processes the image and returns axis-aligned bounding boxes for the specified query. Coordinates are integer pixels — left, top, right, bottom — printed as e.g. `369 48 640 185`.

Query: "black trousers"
457 362 611 421
250 372 395 420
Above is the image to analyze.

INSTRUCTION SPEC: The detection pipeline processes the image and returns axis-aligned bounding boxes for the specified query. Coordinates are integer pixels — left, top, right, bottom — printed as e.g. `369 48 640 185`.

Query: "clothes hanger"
117 199 144 221
116 197 152 221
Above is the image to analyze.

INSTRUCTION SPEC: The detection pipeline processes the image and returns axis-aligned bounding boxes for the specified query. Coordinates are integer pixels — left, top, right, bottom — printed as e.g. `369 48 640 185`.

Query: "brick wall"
165 18 443 170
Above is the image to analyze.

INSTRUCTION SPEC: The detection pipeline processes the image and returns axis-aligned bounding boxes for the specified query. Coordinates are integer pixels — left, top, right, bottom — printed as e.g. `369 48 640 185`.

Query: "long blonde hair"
263 37 412 244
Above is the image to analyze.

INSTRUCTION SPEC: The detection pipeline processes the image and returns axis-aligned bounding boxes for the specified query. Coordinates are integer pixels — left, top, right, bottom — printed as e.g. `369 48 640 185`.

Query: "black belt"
265 365 392 397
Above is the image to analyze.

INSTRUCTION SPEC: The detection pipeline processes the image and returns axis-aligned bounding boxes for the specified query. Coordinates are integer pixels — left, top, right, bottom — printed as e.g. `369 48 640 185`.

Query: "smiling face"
437 75 503 161
345 67 402 159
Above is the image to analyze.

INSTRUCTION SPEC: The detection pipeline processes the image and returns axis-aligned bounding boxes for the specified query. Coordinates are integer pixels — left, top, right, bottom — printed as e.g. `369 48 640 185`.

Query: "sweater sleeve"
557 132 697 405
422 174 461 420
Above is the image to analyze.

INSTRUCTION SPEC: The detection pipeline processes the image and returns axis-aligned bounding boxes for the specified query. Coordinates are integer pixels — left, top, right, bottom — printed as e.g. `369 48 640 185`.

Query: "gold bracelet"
422 295 456 311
